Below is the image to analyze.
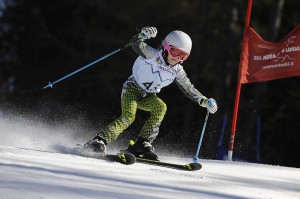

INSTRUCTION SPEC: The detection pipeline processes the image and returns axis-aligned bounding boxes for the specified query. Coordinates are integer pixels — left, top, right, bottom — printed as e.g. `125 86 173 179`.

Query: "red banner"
240 24 300 84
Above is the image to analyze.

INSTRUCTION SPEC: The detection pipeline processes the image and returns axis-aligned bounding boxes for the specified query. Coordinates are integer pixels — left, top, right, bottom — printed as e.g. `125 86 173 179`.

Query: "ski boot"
84 134 107 154
125 137 158 160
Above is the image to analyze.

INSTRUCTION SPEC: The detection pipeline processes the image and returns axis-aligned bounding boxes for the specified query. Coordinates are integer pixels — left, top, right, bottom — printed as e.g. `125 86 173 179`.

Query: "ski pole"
43 35 147 89
193 110 210 163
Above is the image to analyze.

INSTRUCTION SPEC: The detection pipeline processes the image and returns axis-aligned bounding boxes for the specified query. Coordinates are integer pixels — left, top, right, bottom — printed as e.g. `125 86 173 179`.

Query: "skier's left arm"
175 67 218 114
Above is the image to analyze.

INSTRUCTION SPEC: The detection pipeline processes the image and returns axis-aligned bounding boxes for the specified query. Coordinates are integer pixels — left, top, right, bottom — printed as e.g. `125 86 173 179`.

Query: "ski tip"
185 163 202 171
117 153 136 165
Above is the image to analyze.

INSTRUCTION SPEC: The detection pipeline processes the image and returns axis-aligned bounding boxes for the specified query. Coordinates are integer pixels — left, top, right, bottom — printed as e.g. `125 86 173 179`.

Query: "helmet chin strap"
162 49 170 64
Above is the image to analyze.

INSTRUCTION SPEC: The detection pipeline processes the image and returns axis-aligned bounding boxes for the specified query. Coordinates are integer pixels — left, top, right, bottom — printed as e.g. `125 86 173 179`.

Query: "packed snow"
0 115 300 199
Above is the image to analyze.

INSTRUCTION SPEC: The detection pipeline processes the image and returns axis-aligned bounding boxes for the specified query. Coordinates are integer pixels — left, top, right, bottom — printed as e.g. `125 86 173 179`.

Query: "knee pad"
157 101 167 116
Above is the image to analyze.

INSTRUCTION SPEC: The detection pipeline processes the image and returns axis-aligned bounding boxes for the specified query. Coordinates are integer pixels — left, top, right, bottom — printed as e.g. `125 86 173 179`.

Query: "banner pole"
228 0 253 161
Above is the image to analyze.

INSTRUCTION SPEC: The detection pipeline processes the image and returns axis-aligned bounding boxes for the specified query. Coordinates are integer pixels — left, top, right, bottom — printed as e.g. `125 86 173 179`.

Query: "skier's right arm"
131 27 158 59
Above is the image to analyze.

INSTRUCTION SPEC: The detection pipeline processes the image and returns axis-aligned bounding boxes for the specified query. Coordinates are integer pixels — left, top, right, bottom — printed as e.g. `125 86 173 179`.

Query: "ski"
74 144 136 165
104 153 136 165
135 158 202 171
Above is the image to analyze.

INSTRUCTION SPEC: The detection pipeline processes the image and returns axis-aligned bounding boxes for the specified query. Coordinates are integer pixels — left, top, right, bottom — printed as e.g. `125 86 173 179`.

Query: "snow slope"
0 116 300 199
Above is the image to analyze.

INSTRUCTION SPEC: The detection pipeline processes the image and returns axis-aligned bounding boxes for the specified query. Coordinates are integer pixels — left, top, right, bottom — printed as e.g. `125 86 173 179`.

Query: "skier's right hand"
140 27 157 39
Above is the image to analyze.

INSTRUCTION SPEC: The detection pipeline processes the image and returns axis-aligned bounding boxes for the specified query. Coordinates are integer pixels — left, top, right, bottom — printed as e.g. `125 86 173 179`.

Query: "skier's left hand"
140 27 157 39
204 98 218 114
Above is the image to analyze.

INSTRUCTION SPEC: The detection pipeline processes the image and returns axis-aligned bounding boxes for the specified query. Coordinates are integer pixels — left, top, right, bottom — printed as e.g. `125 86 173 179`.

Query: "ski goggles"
169 47 190 61
162 40 190 62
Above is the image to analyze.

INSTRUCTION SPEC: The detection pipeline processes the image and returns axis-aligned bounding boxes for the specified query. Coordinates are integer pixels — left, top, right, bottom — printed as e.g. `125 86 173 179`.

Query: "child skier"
85 27 218 160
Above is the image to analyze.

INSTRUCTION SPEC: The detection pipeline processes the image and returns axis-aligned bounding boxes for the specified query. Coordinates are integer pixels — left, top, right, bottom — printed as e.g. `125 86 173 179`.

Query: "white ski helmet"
162 30 192 61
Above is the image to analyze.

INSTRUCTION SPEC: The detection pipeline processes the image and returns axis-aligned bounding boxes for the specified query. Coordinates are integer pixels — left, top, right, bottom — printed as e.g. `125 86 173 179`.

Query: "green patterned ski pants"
100 77 167 144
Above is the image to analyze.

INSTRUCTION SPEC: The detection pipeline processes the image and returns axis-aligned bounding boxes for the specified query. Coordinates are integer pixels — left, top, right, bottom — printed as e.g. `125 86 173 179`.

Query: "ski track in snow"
1 145 300 199
0 115 300 199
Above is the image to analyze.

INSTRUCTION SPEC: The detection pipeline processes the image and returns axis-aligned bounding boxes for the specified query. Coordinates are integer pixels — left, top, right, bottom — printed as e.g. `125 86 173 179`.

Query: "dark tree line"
0 0 299 167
